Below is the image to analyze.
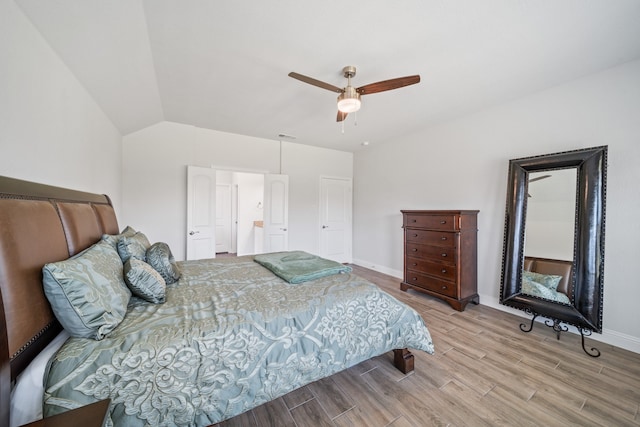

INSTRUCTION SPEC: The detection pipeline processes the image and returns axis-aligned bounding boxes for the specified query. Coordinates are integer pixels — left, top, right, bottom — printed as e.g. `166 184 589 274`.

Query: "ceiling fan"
288 66 420 122
527 174 551 197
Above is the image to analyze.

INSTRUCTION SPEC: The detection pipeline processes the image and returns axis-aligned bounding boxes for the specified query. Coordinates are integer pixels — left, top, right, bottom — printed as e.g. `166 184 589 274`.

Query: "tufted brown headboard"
0 176 119 426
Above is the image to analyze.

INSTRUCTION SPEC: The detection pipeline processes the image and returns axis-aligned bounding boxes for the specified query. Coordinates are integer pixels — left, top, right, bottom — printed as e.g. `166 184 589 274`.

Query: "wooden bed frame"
0 175 414 425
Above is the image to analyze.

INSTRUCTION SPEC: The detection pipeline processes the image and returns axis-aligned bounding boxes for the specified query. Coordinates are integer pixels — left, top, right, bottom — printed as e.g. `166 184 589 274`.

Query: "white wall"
282 143 354 256
0 0 122 205
353 59 640 352
122 122 353 261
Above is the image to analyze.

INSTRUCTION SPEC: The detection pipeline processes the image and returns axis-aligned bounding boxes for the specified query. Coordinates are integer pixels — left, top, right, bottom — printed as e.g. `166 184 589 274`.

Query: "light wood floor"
216 265 640 427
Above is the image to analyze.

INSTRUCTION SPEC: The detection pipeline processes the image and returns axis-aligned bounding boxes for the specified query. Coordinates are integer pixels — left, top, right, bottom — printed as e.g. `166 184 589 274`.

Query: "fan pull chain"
354 110 357 126
341 119 345 134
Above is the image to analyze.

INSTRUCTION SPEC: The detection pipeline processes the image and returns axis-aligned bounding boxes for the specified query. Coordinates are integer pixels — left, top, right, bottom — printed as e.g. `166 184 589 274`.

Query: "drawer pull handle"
411 219 417 223
441 253 447 257
441 269 447 273
412 263 417 266
440 220 446 224
441 237 447 240
413 234 418 237
441 286 447 290
412 277 417 281
412 248 418 252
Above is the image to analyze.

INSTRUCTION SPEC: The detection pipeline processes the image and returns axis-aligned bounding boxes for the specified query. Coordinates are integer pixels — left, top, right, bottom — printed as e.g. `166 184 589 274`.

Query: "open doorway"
187 166 289 261
216 170 264 257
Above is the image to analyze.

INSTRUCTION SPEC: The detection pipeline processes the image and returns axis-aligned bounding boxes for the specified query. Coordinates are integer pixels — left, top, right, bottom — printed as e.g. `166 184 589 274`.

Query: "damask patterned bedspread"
43 256 434 426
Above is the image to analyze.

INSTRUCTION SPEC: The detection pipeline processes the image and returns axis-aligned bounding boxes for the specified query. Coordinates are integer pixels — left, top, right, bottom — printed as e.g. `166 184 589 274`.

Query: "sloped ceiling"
15 0 640 151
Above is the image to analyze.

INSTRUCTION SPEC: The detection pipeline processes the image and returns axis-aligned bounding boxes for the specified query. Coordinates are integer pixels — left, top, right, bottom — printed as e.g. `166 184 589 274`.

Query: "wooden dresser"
401 210 479 311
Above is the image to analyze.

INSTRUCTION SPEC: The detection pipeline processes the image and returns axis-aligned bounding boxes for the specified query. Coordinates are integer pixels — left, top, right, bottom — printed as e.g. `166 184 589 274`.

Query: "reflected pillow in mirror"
522 276 570 304
522 270 562 290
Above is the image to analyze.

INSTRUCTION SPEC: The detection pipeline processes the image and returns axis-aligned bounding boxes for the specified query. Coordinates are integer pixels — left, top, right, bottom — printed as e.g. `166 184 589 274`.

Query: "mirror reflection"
521 169 576 303
500 145 607 357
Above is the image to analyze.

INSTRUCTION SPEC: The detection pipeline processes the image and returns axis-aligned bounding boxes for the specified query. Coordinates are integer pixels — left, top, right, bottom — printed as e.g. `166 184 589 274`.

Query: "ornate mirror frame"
500 146 607 355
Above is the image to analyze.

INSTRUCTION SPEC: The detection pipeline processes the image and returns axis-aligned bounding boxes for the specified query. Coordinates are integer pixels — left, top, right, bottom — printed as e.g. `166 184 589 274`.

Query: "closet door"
263 174 289 253
319 177 352 263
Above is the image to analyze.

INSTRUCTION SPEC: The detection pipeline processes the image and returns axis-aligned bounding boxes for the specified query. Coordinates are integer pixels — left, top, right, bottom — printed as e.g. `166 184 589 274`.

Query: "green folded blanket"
254 251 352 284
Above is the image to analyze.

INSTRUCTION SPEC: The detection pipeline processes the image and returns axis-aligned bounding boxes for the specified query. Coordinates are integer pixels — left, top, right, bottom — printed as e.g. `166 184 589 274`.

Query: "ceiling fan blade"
357 75 420 95
288 72 344 93
337 111 348 122
529 174 552 183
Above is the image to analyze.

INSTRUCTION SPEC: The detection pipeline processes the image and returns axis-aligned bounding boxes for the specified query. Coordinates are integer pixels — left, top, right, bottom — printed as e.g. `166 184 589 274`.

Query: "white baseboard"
352 258 403 279
479 293 640 354
351 259 640 355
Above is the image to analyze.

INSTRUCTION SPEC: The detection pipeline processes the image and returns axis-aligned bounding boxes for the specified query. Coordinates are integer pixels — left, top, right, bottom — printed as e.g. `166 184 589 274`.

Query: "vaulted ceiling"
15 0 640 151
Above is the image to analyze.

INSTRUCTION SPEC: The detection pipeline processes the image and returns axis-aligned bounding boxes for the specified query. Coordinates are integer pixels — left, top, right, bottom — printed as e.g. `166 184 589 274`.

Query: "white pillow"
10 331 70 427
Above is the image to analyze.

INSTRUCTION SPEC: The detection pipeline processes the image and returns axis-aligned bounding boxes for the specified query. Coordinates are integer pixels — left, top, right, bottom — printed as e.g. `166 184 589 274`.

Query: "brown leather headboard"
0 176 118 426
524 256 573 297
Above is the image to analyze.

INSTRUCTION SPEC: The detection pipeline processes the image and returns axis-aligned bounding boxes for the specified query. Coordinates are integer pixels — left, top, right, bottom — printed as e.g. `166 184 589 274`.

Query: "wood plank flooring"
215 265 640 427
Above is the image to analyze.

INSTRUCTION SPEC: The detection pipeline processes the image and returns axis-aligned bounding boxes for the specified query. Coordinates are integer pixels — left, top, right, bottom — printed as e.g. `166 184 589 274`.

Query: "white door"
263 174 289 253
186 166 216 260
319 177 352 263
215 183 232 253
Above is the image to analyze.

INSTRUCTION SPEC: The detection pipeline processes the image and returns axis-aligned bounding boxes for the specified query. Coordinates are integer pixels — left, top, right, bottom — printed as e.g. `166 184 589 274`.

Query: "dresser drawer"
404 214 457 231
405 229 455 247
406 257 456 281
404 271 457 298
406 243 456 262
401 210 478 311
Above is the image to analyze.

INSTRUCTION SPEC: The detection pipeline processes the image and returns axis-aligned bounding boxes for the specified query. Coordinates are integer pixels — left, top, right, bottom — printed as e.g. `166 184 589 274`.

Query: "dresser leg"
393 348 414 374
446 294 480 311
448 300 464 311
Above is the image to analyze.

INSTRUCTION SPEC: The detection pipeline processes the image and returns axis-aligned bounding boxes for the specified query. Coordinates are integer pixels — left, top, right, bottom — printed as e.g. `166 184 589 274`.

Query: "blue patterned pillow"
117 231 151 263
101 225 136 251
123 259 166 304
42 240 131 340
522 275 570 304
146 242 181 284
522 270 563 290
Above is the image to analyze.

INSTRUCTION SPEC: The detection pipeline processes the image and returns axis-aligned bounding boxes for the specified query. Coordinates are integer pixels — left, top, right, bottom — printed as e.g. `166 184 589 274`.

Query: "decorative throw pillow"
522 270 563 290
101 225 137 251
522 276 570 304
146 242 181 284
123 258 166 304
117 231 151 263
42 240 131 340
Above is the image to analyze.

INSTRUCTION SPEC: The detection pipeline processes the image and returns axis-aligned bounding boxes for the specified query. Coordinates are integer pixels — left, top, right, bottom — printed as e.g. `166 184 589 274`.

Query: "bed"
0 176 434 426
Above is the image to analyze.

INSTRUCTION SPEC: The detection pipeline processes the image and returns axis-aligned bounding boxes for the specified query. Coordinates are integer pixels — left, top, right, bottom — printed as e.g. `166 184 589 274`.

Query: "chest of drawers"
401 210 479 311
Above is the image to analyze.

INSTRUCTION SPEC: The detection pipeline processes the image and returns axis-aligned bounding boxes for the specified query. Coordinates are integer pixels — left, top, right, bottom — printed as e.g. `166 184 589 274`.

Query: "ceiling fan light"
337 97 361 113
337 87 361 113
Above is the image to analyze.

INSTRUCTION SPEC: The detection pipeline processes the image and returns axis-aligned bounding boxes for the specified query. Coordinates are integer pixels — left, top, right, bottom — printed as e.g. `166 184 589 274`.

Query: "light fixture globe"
337 86 361 113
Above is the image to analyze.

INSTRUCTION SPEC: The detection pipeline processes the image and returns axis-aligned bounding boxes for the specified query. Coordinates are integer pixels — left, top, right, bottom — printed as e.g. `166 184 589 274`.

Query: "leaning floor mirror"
500 146 607 357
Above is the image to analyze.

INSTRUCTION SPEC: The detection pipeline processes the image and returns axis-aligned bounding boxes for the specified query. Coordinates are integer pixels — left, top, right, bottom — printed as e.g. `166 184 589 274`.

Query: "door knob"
280 228 288 231
322 225 329 229
189 230 200 236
